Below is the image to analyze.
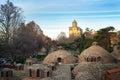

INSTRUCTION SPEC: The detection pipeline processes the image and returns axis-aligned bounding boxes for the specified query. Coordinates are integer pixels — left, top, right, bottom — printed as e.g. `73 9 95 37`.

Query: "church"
69 20 82 38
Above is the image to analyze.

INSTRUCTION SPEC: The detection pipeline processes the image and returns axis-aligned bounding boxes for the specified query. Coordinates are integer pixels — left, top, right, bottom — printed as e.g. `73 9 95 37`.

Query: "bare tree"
0 0 23 46
15 21 43 57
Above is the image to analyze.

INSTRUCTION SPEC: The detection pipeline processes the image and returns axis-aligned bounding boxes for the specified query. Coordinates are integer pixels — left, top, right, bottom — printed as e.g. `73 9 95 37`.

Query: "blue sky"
0 0 120 39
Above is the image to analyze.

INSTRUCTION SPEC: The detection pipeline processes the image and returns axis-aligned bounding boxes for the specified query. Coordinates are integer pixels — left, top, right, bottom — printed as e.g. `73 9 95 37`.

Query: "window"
6 71 8 77
86 57 89 62
93 57 96 62
57 57 62 63
97 57 101 62
47 71 49 77
1 71 3 77
29 62 32 65
86 57 90 62
86 56 97 62
37 69 39 77
10 71 13 77
91 57 93 62
52 66 54 70
29 69 32 77
117 46 120 50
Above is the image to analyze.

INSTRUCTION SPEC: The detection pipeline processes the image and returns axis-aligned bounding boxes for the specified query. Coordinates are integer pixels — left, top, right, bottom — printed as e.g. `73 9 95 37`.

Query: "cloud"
6 0 120 16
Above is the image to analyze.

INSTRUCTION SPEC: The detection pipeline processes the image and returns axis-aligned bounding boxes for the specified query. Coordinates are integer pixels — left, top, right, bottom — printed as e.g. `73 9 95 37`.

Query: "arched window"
10 71 13 77
57 57 62 63
26 62 29 65
1 71 3 77
47 71 49 77
37 69 39 77
93 57 96 62
117 46 120 50
97 57 101 62
6 71 8 77
86 57 89 62
87 56 97 62
86 57 90 62
29 62 32 65
52 66 54 70
29 69 32 77
91 57 93 62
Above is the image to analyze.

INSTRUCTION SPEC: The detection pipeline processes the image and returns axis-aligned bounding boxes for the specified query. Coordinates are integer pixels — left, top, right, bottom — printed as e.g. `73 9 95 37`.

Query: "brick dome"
43 50 76 64
78 43 115 64
75 71 96 80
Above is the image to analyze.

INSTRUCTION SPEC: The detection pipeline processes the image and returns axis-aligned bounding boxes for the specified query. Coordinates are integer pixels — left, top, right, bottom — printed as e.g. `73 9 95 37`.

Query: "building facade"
109 32 118 47
69 20 82 38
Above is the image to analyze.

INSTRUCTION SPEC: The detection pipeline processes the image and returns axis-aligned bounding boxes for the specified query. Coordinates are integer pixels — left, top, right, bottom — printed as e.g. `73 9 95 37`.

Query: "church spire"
72 20 77 24
72 20 77 28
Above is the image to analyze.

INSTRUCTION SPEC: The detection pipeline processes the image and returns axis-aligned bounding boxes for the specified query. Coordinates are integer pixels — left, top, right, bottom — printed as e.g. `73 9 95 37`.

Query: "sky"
0 0 120 39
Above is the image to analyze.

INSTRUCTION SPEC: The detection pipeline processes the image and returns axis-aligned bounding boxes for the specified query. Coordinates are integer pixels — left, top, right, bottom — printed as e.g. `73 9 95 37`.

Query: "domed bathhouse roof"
43 50 76 64
73 62 91 75
73 62 104 80
75 71 96 80
78 42 115 64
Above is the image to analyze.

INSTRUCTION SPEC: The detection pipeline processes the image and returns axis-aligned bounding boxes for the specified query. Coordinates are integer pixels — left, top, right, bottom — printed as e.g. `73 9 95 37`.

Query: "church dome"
78 42 115 64
43 50 76 64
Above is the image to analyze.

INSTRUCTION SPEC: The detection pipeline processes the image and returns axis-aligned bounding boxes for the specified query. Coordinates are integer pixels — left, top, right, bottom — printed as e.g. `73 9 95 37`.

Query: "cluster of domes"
42 42 117 80
44 42 116 64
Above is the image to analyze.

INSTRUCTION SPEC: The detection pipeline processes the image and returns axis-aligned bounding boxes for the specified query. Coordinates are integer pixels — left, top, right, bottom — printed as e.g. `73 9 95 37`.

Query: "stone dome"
73 62 103 80
72 62 103 74
73 62 92 75
75 71 96 80
78 43 115 64
43 50 76 64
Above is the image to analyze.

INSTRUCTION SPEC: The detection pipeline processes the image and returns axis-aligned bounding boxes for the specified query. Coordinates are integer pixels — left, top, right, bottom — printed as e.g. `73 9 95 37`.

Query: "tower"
69 20 82 38
72 20 77 28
